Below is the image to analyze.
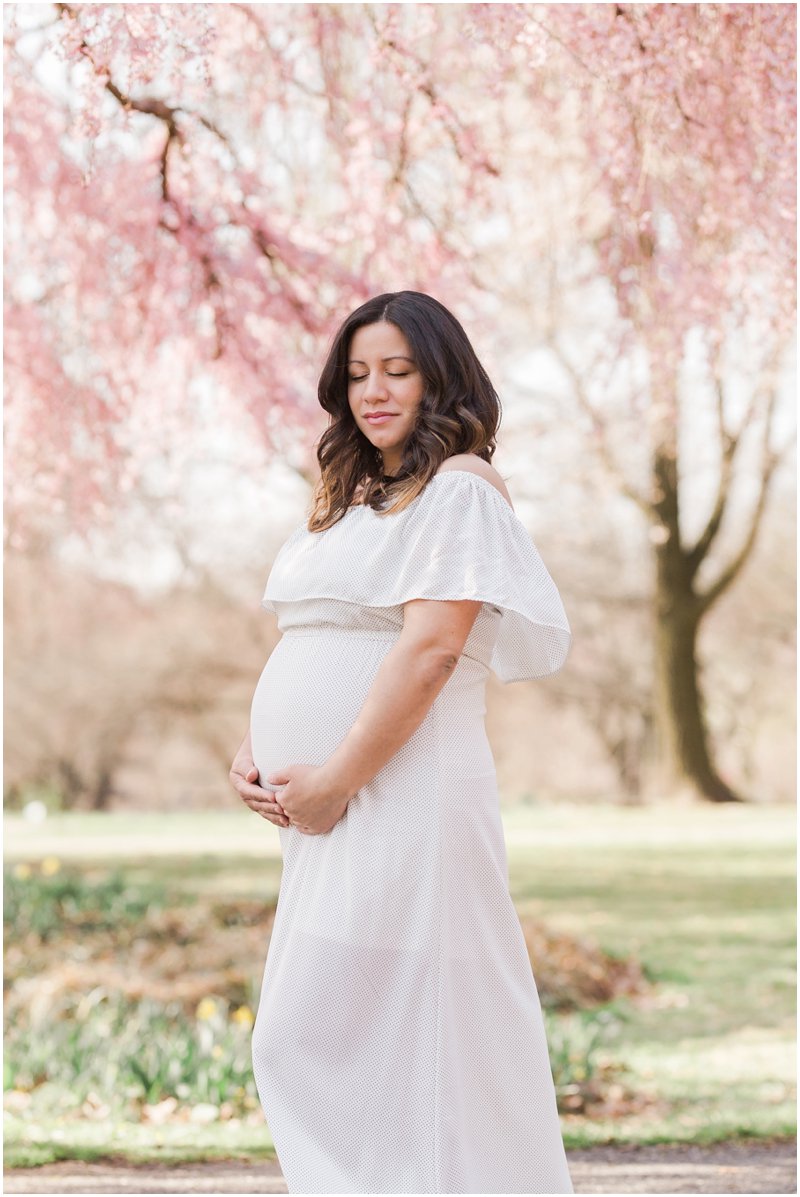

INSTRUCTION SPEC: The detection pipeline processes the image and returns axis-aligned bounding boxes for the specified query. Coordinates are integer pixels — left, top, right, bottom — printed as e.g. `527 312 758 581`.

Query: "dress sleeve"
388 471 571 682
262 470 572 683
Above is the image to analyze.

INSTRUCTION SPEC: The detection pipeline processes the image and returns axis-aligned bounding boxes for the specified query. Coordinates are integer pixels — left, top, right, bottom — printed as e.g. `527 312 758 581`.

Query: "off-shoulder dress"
249 469 574 1195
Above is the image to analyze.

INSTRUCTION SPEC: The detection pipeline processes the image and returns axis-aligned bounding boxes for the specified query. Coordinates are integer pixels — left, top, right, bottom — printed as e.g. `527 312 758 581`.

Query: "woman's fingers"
230 770 289 826
239 785 289 822
242 796 290 827
231 771 283 806
235 777 272 803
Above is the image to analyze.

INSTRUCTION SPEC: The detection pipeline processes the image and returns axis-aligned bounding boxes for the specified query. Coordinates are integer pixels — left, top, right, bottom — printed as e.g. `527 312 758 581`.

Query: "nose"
362 374 389 403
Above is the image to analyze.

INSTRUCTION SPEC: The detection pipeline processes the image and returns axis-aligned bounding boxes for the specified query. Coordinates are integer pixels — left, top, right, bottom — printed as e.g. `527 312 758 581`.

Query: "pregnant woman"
229 290 574 1195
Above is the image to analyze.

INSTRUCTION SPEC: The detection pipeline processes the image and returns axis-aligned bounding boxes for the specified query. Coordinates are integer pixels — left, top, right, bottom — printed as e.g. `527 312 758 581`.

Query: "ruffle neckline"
346 469 516 517
263 469 571 684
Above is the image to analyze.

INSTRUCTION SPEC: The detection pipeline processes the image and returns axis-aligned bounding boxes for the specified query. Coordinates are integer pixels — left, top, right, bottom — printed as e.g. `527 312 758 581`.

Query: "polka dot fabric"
249 470 574 1194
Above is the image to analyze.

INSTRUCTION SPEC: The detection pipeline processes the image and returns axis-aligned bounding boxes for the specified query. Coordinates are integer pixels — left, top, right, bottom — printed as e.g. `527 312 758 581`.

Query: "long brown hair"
307 291 502 531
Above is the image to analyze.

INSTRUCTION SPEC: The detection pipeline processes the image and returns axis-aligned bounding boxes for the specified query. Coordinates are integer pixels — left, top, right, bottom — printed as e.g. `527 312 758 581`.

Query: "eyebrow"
347 355 416 365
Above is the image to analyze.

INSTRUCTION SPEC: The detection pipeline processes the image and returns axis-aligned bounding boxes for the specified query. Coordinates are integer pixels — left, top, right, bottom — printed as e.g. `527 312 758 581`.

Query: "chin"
365 431 403 450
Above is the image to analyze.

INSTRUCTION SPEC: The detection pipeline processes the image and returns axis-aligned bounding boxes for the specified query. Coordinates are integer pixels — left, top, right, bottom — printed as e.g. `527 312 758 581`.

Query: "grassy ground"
503 804 796 1146
4 801 795 1166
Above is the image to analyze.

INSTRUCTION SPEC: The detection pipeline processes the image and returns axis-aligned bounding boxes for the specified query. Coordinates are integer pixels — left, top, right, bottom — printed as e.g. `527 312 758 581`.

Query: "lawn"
4 801 795 1166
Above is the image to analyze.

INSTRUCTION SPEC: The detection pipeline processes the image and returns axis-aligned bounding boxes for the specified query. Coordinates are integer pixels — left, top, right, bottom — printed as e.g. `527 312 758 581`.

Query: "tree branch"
695 462 773 613
696 422 794 615
231 4 326 99
547 338 654 519
686 334 787 576
685 370 738 575
368 8 500 178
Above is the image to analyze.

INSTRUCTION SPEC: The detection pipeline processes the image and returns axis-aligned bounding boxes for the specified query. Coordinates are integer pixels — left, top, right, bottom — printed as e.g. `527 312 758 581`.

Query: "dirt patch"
567 1138 796 1193
4 1138 796 1194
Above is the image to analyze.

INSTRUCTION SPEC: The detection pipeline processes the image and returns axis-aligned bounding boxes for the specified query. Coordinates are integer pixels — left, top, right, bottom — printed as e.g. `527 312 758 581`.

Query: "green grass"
3 1122 279 1169
504 805 796 1147
4 801 796 1164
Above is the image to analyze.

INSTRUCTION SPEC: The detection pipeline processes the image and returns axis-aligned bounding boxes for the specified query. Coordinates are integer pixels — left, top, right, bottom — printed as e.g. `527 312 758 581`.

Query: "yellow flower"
211 1044 224 1059
196 998 218 1021
40 856 61 876
232 1005 254 1027
13 863 32 880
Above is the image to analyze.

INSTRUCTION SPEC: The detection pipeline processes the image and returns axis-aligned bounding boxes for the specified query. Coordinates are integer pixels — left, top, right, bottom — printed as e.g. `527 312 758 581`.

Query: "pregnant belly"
249 630 397 781
249 627 502 956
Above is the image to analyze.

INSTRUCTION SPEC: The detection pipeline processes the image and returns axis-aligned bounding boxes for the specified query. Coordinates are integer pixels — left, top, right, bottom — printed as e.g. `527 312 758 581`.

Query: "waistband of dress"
280 625 400 641
279 625 492 669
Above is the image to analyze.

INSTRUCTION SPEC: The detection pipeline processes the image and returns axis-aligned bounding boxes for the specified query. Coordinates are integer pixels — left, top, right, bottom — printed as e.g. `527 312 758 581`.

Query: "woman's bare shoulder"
435 454 514 510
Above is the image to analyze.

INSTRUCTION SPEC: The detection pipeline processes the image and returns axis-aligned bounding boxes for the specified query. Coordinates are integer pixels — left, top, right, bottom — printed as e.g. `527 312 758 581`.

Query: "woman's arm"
319 597 482 800
260 598 483 834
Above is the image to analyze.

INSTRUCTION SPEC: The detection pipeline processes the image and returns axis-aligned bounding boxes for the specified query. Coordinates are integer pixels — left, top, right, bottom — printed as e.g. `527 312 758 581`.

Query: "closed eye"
348 373 409 382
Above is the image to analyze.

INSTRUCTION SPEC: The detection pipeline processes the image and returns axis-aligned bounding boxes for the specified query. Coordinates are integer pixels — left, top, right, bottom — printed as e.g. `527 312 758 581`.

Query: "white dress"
249 470 574 1195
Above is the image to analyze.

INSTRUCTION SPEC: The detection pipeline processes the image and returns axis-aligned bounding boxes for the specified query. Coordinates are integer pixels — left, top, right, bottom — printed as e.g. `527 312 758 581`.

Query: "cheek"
401 382 424 413
404 393 424 419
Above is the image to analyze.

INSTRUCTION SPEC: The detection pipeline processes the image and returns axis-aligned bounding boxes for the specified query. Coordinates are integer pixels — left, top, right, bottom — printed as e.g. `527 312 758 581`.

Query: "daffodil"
12 863 31 880
232 1005 254 1027
40 856 61 876
196 998 218 1021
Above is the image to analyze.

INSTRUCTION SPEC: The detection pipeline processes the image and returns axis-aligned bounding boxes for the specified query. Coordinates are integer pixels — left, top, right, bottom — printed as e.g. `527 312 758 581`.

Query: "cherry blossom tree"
4 3 501 540
508 4 797 802
4 3 795 802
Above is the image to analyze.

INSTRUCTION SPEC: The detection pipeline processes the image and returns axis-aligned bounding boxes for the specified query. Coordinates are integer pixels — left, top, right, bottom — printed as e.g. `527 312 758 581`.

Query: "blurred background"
3 1 795 1174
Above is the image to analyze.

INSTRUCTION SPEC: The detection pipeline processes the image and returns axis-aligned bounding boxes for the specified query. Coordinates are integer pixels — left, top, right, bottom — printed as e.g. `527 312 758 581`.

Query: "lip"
364 413 397 423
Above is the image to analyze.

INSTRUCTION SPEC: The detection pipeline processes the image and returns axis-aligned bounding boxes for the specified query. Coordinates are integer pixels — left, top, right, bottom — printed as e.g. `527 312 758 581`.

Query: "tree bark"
89 765 115 812
648 430 747 804
652 536 744 804
653 605 744 802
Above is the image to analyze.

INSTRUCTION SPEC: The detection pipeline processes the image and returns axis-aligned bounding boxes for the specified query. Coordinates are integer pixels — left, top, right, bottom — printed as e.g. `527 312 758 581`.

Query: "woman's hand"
229 749 290 829
264 764 350 836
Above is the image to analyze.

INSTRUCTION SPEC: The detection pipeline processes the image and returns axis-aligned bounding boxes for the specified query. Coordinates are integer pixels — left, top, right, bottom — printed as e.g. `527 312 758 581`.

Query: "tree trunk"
89 765 115 811
653 545 744 803
56 758 84 810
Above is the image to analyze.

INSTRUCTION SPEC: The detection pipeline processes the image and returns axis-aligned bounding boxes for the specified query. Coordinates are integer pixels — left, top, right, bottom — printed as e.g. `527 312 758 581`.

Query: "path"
4 1139 796 1194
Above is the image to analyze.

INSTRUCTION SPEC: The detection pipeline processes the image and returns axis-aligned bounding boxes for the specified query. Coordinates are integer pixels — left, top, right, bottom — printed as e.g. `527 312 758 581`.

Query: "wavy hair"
307 291 502 531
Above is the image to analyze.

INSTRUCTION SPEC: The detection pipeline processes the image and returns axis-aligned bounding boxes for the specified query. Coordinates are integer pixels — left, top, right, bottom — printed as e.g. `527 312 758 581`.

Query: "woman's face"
347 321 424 475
